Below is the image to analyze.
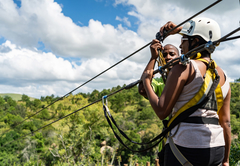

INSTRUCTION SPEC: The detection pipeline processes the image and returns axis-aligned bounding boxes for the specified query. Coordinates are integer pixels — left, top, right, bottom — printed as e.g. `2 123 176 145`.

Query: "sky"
0 0 239 99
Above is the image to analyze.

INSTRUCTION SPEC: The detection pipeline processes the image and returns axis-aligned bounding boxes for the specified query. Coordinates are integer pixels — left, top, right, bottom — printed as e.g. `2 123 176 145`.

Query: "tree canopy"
0 83 239 165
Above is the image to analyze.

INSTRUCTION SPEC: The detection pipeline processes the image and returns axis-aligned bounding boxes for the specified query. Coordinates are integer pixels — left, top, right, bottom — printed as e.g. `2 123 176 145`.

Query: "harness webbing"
167 59 223 127
102 62 220 152
103 104 164 152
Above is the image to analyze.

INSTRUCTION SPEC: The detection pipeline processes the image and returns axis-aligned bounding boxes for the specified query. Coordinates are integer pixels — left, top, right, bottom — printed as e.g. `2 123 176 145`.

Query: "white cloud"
0 0 239 99
0 0 147 59
114 0 240 80
0 40 145 98
116 16 131 27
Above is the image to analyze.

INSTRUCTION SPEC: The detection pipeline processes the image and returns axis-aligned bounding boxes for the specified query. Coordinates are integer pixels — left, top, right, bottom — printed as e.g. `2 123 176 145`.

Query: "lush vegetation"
0 82 239 165
0 93 36 101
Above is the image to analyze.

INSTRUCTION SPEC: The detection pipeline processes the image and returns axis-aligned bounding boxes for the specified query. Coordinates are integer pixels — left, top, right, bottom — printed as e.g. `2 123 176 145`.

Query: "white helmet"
179 17 221 42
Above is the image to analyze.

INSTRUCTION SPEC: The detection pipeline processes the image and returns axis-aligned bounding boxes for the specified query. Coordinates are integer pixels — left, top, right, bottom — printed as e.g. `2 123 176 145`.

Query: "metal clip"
102 95 108 106
158 66 167 74
204 41 215 54
180 54 189 66
156 29 167 42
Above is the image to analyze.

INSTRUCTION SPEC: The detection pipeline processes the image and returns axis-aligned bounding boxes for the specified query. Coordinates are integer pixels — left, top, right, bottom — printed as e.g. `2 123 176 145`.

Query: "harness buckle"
158 66 168 75
180 54 190 66
204 41 215 54
102 95 108 106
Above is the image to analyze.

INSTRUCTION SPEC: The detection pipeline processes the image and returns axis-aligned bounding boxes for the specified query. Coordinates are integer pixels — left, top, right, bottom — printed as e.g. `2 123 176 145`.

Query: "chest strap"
182 117 219 125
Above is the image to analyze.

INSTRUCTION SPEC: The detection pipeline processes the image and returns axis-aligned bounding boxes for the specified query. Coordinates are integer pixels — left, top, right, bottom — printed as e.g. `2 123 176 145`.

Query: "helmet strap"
188 36 199 59
188 36 209 59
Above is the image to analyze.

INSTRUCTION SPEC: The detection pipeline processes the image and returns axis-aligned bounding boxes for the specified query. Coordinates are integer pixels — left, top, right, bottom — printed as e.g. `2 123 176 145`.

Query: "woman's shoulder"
168 62 193 85
216 66 227 87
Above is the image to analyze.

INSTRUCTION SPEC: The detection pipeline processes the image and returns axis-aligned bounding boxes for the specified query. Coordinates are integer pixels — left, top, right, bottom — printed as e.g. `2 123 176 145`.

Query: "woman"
141 17 231 166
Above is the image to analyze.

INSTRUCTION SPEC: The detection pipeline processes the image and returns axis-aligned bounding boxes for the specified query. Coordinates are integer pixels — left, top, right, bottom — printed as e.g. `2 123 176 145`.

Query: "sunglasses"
181 37 188 42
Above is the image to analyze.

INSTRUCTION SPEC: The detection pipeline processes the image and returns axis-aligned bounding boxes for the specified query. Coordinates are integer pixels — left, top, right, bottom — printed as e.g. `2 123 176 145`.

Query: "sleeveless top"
166 60 230 148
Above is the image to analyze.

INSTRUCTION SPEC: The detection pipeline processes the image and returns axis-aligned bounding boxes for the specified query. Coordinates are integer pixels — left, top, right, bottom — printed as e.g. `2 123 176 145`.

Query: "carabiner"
180 54 190 66
102 95 108 106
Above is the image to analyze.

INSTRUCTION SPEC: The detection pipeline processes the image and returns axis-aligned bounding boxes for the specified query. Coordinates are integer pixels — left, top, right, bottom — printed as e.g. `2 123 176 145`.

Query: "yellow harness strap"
167 59 223 127
157 50 166 66
195 58 223 113
157 50 168 84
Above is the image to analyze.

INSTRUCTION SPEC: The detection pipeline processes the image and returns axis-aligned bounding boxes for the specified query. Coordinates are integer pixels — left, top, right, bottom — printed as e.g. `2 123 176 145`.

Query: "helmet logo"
187 25 193 34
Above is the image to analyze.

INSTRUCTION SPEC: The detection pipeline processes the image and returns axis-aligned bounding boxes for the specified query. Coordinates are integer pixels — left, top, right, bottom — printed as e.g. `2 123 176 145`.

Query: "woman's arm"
142 63 190 120
218 88 231 166
138 39 163 97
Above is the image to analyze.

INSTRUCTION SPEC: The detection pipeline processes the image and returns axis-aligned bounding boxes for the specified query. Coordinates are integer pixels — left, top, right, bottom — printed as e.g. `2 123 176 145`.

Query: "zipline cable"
2 30 239 148
159 0 222 40
0 39 151 137
1 0 224 146
102 27 240 152
0 86 125 148
0 0 221 137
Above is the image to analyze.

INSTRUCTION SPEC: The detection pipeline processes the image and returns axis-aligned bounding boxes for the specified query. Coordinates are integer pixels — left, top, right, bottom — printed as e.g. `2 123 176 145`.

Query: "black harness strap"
103 105 164 152
103 70 219 152
182 117 219 125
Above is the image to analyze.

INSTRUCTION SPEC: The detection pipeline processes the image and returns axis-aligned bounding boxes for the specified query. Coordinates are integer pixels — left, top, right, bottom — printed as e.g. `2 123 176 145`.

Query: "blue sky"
55 0 138 30
0 0 239 98
11 0 139 53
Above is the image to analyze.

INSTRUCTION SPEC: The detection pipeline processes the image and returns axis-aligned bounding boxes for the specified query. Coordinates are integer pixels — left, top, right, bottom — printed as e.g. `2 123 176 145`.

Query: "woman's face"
179 35 189 54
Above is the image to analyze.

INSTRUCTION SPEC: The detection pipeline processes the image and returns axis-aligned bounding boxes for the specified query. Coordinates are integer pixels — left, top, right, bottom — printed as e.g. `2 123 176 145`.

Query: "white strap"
169 135 193 166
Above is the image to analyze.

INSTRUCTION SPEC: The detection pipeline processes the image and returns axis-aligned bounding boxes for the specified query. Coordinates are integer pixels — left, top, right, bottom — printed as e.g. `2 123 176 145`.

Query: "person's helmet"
179 17 221 42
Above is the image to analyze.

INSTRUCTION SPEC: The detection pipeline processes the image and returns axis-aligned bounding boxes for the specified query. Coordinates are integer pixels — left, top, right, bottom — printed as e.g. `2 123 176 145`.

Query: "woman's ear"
191 38 200 46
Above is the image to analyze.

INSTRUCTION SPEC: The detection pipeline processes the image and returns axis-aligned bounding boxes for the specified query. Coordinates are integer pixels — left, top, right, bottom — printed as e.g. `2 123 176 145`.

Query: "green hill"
0 93 36 101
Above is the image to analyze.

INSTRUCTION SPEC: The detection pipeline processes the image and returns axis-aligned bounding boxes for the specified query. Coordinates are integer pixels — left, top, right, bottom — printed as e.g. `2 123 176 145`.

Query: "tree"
234 78 240 82
89 89 100 102
22 94 30 102
230 138 240 165
33 99 42 109
4 96 17 107
10 104 26 118
0 96 5 105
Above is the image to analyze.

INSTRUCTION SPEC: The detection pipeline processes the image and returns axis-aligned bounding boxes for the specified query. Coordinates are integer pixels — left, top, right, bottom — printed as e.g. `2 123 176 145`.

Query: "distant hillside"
0 93 36 101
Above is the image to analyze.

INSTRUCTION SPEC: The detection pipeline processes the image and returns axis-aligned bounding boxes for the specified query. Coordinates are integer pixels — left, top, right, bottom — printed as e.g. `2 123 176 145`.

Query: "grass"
0 93 36 101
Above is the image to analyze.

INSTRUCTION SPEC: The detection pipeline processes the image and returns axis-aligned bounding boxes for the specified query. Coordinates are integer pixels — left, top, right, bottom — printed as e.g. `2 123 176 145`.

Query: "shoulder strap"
168 60 223 127
103 60 222 152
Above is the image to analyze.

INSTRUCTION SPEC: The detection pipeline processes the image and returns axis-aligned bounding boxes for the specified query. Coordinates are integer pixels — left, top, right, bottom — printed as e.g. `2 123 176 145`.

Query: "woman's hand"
150 39 163 59
160 21 182 36
222 162 229 166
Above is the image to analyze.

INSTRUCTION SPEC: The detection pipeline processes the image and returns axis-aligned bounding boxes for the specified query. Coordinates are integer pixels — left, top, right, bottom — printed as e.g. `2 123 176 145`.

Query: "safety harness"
101 13 240 157
166 58 223 166
168 58 223 128
102 50 223 155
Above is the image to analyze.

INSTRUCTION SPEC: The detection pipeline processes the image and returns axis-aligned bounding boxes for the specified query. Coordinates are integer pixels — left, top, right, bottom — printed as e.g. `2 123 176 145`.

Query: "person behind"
138 42 180 98
141 17 231 166
138 42 179 166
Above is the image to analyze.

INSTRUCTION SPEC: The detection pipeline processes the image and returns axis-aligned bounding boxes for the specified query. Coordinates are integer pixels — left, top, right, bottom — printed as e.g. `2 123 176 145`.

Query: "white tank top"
166 60 230 148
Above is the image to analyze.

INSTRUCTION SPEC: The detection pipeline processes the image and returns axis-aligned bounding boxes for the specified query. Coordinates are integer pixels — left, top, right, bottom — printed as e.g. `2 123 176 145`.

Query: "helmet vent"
207 21 210 24
198 20 201 22
209 30 213 40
